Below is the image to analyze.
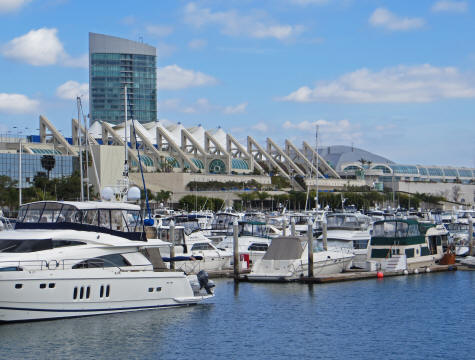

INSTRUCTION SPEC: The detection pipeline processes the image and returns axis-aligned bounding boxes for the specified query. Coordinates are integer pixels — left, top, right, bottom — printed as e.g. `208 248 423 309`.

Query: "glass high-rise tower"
89 32 157 125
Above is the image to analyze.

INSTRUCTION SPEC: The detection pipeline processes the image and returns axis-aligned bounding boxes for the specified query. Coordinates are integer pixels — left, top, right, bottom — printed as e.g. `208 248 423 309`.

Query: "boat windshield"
156 227 185 245
212 214 239 230
226 222 268 238
327 215 361 229
17 202 143 233
373 221 420 238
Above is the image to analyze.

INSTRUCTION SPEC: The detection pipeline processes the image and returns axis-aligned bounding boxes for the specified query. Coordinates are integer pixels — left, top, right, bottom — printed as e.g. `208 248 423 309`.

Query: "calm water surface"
0 271 474 360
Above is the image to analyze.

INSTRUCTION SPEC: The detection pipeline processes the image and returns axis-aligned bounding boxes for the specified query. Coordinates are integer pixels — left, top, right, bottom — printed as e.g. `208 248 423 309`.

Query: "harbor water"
0 271 474 360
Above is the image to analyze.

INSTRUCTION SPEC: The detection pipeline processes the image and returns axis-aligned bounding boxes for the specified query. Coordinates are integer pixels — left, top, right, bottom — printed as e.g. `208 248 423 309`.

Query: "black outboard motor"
197 270 215 295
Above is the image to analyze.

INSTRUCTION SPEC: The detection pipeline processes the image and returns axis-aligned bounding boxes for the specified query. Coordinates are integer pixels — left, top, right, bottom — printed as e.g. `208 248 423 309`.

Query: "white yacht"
154 224 232 274
318 213 371 268
246 236 354 282
0 201 214 323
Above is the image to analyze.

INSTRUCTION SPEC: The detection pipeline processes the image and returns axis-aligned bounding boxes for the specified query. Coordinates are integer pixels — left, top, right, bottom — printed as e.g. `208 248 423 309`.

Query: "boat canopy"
15 201 146 241
372 219 421 238
262 237 305 261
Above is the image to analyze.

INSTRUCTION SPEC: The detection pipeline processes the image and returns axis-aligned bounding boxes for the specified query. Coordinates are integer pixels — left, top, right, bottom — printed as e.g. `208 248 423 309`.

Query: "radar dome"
101 187 114 201
127 186 141 201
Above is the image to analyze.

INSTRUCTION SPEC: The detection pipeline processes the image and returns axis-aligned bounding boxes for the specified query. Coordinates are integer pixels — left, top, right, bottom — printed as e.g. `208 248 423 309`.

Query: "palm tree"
255 191 270 210
40 155 56 179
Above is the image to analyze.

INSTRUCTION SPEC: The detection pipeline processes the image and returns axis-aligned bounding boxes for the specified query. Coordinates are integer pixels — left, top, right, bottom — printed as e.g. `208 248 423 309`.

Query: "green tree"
40 155 56 179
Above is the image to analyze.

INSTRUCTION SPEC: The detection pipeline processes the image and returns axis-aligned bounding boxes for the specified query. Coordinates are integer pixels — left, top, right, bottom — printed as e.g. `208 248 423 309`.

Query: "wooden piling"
283 219 287 237
469 216 474 257
169 220 175 270
290 217 296 236
322 219 328 251
233 219 240 281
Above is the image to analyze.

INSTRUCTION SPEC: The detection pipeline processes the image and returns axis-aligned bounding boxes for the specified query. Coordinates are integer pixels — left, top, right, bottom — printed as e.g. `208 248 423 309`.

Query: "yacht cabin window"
72 254 130 269
17 203 143 233
373 221 420 238
191 243 215 251
0 239 84 253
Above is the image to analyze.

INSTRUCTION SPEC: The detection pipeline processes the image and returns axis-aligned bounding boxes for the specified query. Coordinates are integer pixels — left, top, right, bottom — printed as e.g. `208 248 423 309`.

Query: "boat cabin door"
428 236 438 254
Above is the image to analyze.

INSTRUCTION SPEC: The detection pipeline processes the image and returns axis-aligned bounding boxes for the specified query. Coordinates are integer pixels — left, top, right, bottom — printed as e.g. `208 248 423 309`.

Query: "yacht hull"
246 254 354 282
0 269 210 322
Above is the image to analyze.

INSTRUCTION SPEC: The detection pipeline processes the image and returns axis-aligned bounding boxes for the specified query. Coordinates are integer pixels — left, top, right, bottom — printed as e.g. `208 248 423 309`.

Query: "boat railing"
0 257 151 272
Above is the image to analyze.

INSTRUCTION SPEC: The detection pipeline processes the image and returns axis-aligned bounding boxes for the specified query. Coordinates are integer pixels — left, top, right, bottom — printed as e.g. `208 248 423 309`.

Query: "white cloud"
282 119 362 143
3 28 64 66
56 81 89 101
146 25 174 37
159 64 217 90
432 1 468 13
0 93 38 114
251 122 268 132
188 38 207 50
223 102 247 114
2 28 87 67
369 8 425 31
184 2 304 41
280 64 475 103
0 0 31 14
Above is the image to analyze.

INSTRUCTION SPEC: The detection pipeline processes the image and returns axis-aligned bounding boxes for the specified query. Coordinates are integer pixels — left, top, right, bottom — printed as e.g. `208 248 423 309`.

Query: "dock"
206 264 462 282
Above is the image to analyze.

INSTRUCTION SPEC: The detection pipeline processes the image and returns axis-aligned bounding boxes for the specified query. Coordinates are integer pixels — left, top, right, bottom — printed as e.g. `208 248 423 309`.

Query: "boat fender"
377 271 384 279
426 267 431 273
403 270 409 275
48 260 59 270
414 268 419 274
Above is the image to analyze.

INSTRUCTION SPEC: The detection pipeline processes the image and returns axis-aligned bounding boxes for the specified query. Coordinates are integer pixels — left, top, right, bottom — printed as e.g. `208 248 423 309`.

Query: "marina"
1 1 475 358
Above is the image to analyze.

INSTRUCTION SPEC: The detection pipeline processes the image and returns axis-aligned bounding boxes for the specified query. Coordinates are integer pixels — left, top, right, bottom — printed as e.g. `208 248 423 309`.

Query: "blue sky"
0 0 474 167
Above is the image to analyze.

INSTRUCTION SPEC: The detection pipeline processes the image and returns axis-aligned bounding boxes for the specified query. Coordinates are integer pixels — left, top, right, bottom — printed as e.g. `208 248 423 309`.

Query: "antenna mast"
315 125 319 210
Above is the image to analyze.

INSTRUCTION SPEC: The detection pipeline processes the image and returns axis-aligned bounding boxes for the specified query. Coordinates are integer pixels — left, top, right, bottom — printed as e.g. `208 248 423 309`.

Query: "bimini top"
19 200 140 211
15 201 146 241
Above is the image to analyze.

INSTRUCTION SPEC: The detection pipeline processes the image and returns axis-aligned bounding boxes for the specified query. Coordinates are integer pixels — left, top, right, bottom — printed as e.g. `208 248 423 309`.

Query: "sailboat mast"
123 86 129 180
77 97 84 202
315 125 319 210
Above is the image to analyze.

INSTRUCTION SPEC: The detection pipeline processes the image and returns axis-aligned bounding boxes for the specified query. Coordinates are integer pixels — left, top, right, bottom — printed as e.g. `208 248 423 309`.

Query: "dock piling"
469 216 474 256
283 219 287 237
322 218 328 251
169 220 175 270
233 219 240 281
291 217 296 236
308 219 314 278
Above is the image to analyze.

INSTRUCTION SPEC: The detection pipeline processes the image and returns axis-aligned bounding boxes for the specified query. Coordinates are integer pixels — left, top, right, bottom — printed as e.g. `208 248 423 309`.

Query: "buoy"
403 269 408 275
426 267 431 273
414 268 419 274
377 271 384 279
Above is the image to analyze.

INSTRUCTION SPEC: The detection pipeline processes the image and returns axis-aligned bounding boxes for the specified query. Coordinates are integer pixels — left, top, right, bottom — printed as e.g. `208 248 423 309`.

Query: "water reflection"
0 273 473 360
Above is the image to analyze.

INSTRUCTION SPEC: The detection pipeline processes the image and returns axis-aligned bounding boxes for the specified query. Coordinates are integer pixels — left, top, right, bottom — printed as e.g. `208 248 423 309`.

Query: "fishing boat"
367 219 445 271
245 236 354 282
0 200 214 323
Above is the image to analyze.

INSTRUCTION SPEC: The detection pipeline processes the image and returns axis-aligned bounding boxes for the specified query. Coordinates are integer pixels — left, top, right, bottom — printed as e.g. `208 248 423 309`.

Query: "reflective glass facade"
0 154 77 187
90 52 157 124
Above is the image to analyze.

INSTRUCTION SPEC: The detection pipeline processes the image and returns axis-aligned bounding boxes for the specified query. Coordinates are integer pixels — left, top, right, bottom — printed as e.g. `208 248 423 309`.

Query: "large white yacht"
0 200 214 323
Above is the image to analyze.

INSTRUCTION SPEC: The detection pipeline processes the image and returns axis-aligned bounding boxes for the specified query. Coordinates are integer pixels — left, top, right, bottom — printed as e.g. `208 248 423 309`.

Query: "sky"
0 0 474 167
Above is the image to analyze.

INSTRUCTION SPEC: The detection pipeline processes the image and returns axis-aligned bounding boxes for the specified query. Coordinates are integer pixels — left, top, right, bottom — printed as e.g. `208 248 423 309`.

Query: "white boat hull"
0 269 211 322
246 252 354 282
